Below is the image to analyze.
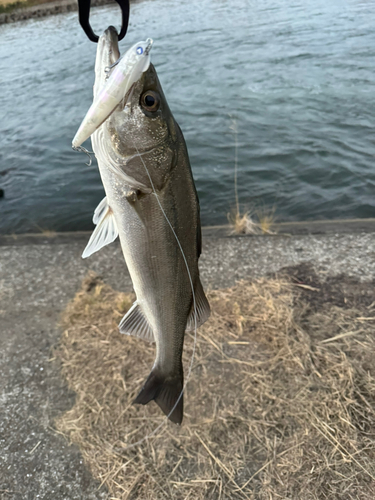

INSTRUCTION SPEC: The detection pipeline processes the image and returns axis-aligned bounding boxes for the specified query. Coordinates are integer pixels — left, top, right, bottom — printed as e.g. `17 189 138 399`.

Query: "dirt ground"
55 265 375 500
2 227 375 499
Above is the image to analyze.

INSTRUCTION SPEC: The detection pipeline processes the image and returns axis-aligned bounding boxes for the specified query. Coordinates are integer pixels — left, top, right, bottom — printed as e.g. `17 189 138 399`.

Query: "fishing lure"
72 38 153 148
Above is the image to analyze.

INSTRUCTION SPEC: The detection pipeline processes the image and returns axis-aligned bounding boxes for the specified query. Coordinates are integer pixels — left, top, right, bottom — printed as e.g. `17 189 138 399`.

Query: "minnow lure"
72 38 153 148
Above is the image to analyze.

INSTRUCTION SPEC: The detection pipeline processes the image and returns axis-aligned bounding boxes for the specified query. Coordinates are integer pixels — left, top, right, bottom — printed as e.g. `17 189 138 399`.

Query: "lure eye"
136 47 143 55
140 91 160 112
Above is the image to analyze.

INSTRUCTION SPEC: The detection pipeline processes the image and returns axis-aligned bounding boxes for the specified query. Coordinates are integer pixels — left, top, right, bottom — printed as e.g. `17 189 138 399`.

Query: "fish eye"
136 46 143 55
140 91 160 112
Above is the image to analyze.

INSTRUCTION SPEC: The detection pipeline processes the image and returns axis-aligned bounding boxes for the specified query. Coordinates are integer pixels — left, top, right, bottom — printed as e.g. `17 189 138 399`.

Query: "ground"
0 221 375 498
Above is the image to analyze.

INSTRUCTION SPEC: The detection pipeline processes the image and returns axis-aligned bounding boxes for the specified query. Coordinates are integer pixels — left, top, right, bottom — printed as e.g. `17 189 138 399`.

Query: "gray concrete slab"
1 224 375 498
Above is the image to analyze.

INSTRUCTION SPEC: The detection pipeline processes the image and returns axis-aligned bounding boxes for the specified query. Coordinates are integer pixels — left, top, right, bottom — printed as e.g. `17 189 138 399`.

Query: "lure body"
72 38 153 148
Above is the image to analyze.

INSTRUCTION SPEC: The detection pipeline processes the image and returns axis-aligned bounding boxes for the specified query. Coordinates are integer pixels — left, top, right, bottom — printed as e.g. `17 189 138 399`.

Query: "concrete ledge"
1 218 375 246
203 218 375 237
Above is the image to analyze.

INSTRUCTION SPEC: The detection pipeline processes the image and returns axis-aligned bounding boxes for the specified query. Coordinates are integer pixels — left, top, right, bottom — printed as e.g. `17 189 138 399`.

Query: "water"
1 0 375 234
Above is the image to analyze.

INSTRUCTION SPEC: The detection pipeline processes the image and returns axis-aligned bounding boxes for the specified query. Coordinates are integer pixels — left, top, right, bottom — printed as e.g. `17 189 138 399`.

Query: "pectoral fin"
119 302 155 343
92 196 108 224
82 197 119 259
186 278 211 332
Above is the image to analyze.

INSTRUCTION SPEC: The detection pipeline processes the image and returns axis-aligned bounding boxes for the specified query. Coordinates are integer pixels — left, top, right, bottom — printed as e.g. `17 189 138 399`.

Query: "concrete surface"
1 222 375 498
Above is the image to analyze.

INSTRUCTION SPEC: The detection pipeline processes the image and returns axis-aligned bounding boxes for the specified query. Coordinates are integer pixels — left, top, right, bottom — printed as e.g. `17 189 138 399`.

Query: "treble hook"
72 145 93 167
77 0 130 43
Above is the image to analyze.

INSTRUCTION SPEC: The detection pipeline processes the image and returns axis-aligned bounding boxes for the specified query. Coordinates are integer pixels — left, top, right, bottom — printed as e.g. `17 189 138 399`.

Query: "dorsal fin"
119 302 155 343
82 197 119 259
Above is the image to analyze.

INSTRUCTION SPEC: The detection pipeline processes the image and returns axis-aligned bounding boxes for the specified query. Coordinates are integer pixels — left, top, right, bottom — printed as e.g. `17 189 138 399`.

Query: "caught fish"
75 27 210 424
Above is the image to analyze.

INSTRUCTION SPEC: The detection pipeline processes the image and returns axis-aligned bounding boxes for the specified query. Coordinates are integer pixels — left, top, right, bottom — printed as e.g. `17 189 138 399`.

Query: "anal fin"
186 278 211 332
119 302 155 343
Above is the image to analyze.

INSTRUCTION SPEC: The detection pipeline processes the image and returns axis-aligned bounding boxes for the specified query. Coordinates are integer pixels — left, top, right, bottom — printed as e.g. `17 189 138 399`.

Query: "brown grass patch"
55 272 375 499
0 0 25 6
227 208 276 235
0 0 57 13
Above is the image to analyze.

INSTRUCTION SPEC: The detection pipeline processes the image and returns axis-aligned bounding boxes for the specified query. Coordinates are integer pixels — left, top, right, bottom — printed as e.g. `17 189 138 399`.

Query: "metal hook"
104 59 121 77
77 0 130 43
72 145 93 167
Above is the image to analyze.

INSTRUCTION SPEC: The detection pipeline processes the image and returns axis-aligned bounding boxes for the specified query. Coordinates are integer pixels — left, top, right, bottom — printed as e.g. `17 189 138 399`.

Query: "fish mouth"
94 26 121 91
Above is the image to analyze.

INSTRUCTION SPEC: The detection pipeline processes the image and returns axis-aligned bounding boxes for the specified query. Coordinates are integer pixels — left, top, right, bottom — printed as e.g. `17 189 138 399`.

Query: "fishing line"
113 138 198 451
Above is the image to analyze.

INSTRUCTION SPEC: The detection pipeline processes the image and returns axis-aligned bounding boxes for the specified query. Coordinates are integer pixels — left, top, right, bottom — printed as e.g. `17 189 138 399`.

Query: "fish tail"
133 366 184 424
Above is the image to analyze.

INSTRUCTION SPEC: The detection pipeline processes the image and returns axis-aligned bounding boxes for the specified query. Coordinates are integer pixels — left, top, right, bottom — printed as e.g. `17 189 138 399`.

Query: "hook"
77 0 130 43
72 145 93 167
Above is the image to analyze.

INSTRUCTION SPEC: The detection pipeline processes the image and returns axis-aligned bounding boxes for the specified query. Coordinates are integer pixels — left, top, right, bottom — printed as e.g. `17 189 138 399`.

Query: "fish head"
73 27 153 148
106 63 177 157
93 26 121 97
92 29 180 191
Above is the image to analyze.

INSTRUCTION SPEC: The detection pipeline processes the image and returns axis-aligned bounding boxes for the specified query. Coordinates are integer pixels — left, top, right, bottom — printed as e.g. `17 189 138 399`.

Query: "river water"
1 0 374 233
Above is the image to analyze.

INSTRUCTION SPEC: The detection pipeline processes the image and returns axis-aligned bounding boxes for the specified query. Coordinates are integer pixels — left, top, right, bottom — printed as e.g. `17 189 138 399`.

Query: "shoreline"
0 0 131 25
1 217 375 246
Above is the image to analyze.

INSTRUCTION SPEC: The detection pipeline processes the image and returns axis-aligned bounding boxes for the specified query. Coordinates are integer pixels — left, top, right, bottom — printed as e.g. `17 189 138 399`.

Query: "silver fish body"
87 27 210 424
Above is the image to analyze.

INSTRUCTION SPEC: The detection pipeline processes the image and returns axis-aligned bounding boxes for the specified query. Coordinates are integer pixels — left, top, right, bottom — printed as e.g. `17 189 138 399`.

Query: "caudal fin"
133 367 184 424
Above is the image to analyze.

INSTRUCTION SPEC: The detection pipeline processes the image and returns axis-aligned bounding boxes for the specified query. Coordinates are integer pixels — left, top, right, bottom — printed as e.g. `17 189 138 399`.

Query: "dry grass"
0 0 52 5
55 272 375 499
228 209 259 235
33 224 57 237
228 117 276 236
228 207 276 235
256 207 276 235
0 0 55 12
0 0 24 5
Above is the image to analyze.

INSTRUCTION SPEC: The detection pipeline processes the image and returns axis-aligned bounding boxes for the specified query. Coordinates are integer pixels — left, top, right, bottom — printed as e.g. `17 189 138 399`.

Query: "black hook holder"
78 0 130 42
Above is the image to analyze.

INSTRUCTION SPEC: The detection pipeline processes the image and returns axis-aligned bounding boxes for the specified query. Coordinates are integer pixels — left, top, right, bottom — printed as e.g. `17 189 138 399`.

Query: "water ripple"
1 0 375 232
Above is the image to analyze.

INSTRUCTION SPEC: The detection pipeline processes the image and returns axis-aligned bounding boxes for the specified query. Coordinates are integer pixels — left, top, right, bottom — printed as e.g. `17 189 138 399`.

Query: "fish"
76 26 210 424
